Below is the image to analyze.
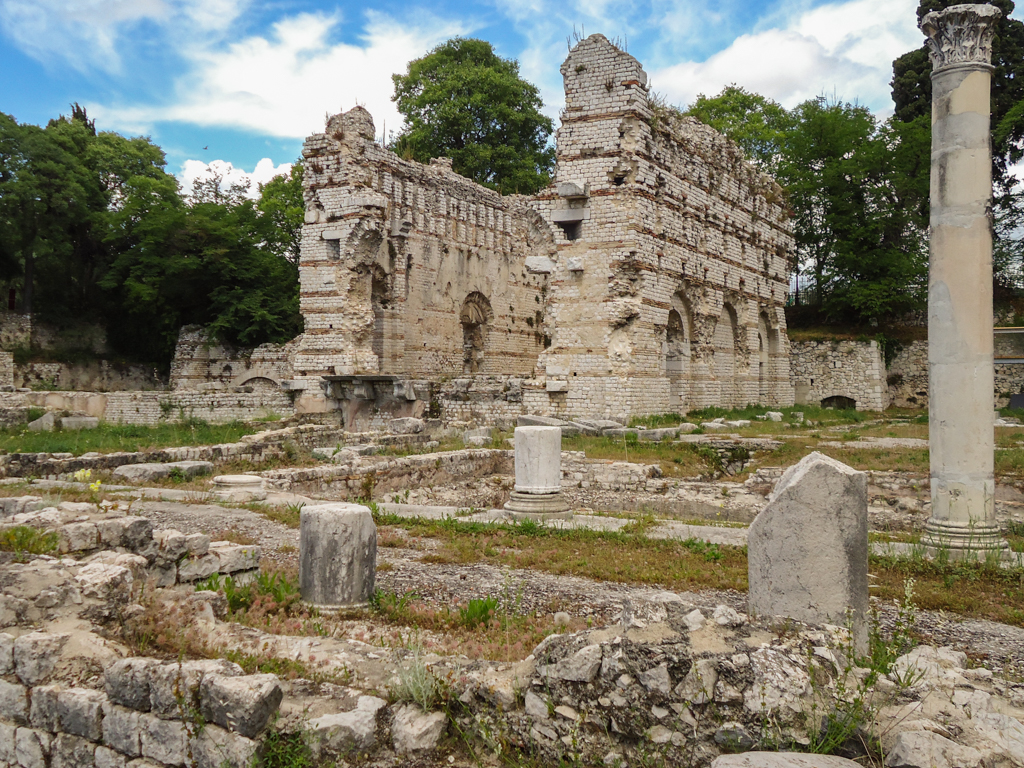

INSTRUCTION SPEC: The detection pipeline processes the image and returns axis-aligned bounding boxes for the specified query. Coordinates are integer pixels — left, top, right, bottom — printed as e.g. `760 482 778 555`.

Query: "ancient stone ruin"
288 34 795 426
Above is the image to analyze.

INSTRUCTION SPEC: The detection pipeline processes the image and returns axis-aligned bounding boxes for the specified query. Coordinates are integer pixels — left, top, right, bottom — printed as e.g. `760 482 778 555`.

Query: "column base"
503 491 572 521
920 519 1012 562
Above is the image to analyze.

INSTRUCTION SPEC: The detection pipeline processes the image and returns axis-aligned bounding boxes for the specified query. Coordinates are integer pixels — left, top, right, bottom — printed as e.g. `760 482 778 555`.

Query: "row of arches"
665 297 782 409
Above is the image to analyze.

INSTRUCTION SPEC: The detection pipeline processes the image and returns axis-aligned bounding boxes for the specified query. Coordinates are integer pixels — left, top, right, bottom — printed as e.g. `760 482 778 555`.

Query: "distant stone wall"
0 313 31 348
170 326 297 391
16 361 164 392
887 341 929 407
789 340 887 411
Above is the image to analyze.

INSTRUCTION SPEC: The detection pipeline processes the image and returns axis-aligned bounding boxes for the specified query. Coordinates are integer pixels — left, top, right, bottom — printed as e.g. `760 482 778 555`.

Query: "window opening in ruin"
556 221 581 241
460 292 493 374
713 304 740 407
821 395 856 410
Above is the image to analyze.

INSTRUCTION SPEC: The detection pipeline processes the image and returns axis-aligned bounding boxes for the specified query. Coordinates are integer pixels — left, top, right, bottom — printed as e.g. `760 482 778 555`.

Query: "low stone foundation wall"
789 340 887 411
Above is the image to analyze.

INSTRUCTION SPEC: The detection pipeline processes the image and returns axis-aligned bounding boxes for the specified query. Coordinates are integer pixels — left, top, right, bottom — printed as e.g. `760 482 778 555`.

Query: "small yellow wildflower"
89 480 102 493
73 469 92 483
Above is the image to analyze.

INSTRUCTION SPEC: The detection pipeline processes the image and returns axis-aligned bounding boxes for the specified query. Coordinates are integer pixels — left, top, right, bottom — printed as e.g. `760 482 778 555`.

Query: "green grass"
0 525 59 561
0 418 256 456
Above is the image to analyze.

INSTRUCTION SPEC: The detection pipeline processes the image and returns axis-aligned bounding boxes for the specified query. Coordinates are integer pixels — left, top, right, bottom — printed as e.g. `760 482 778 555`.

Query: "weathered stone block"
28 412 56 432
15 728 52 768
885 731 984 768
149 660 242 720
101 703 141 757
138 713 188 766
104 658 159 711
199 673 282 738
538 644 602 683
192 725 259 768
14 632 69 685
29 684 61 731
0 632 13 674
57 688 106 741
152 529 187 565
208 543 260 574
118 517 154 551
112 464 170 484
308 695 386 756
0 721 15 763
61 416 99 431
0 678 28 724
388 417 424 434
185 534 210 557
95 746 126 768
59 522 100 553
51 733 96 768
176 553 219 582
75 563 133 600
712 752 863 768
392 704 447 754
299 503 376 608
747 452 868 653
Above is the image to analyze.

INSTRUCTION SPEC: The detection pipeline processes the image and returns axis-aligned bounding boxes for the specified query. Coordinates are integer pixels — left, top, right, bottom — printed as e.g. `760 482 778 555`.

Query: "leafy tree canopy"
391 37 555 195
686 86 794 175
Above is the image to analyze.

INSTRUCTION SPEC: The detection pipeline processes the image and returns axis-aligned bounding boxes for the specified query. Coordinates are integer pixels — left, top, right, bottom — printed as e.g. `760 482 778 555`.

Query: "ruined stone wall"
528 34 794 417
789 340 888 411
887 341 929 408
294 108 551 387
170 326 297 391
292 35 794 421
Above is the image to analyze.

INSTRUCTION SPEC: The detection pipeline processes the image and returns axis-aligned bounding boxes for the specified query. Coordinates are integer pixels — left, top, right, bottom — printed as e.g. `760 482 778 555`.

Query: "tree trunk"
23 249 33 316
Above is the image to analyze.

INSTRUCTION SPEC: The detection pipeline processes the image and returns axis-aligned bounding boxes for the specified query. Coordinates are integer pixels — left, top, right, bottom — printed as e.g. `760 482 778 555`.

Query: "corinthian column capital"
921 3 1001 71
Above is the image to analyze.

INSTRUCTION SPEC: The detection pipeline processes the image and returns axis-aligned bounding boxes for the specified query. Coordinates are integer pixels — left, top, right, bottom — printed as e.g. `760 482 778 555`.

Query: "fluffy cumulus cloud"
91 11 466 141
0 0 246 73
179 158 291 199
650 0 923 111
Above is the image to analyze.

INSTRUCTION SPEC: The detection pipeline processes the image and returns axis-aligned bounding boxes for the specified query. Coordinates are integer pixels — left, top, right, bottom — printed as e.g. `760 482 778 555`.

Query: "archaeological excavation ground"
2 14 1024 768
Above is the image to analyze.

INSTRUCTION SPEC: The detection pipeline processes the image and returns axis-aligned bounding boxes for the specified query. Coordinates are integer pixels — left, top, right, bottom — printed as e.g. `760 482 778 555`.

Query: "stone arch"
369 264 390 370
460 292 493 374
666 294 694 411
821 394 856 410
713 302 741 407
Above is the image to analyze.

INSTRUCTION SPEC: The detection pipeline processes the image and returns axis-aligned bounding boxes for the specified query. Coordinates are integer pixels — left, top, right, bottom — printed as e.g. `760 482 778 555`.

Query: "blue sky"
0 0 991 192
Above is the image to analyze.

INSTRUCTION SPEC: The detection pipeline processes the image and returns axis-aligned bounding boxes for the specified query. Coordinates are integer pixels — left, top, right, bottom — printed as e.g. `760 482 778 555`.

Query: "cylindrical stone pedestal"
921 4 1010 559
504 426 571 520
299 503 377 608
211 475 267 503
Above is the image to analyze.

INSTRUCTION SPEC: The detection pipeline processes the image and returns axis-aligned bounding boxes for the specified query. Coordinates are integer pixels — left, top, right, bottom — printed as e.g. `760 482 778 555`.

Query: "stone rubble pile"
0 498 260 596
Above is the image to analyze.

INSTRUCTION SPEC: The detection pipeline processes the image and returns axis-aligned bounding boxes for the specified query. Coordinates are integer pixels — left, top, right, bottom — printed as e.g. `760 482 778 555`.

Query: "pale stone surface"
747 452 869 653
391 704 447 754
299 503 376 607
61 416 99 430
101 703 141 757
0 722 15 764
505 426 570 518
95 746 126 768
886 731 984 768
193 724 259 768
538 644 602 683
210 475 267 503
56 688 106 741
16 727 52 768
713 754 864 768
139 713 188 766
104 658 158 711
149 660 243 719
921 4 1010 559
51 733 96 768
199 673 282 738
28 412 56 432
0 679 28 724
14 632 70 685
388 417 424 434
209 542 261 574
308 695 386 755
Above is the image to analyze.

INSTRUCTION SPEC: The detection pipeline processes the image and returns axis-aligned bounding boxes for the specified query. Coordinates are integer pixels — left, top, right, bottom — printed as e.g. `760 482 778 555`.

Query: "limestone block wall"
0 351 13 388
887 341 929 407
0 313 31 349
789 340 887 411
170 326 297 391
531 34 795 414
0 639 275 768
295 108 550 382
16 361 164 392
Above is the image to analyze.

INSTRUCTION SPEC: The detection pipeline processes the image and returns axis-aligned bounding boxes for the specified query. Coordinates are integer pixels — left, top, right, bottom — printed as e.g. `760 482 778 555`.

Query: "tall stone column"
921 4 1010 558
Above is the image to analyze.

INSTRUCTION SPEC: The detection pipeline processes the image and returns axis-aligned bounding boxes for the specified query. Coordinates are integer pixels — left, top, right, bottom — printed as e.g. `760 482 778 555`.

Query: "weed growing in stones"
391 643 447 710
0 525 58 562
459 597 498 628
260 726 313 768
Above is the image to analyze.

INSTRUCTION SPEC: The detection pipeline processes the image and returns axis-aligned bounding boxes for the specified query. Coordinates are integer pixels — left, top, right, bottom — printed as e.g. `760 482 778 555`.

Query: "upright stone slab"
747 452 868 653
921 4 1010 560
299 503 376 608
503 426 571 520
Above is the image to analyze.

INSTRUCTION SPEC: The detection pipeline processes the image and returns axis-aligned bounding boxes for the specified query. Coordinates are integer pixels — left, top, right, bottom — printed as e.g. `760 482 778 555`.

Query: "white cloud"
0 0 248 73
650 0 922 112
179 157 291 199
0 0 168 71
91 11 467 141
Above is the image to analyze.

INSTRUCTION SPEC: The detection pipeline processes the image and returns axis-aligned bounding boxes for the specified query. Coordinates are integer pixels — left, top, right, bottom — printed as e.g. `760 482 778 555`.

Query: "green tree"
892 0 1024 291
256 162 304 265
685 86 794 175
391 38 555 194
